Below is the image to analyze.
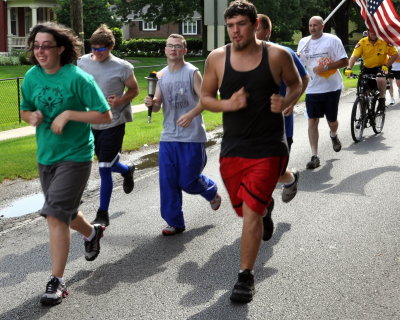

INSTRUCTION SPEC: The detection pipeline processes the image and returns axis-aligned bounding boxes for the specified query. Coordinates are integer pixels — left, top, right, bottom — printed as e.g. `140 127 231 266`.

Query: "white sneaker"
390 97 395 105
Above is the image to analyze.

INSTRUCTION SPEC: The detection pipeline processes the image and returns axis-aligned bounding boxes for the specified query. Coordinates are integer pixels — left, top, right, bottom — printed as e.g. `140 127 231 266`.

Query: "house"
0 1 201 53
121 9 202 40
0 0 57 53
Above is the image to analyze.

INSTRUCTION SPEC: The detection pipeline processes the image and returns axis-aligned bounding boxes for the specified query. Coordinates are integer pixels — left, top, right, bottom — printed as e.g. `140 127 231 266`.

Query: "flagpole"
323 0 349 24
298 0 350 54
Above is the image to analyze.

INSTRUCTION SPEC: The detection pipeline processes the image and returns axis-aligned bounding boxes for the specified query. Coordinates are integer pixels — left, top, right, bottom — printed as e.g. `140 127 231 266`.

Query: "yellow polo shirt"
352 37 398 68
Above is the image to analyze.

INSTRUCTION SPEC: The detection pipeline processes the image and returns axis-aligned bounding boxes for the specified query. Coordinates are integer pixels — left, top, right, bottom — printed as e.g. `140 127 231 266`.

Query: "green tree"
113 0 202 24
56 0 121 40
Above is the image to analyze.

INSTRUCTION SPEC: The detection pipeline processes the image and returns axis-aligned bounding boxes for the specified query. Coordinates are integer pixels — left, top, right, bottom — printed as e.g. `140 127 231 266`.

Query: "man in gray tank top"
144 34 221 236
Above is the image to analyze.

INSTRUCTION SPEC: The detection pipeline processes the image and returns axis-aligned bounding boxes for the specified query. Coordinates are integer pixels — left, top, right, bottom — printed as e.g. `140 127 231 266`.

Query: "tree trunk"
330 0 350 47
70 0 84 53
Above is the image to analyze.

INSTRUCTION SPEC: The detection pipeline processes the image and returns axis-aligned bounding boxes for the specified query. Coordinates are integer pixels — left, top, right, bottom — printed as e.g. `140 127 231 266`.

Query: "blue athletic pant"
159 141 217 229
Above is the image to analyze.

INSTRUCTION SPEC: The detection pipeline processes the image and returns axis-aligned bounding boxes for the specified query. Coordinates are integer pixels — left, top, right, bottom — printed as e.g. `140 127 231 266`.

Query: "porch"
4 0 57 52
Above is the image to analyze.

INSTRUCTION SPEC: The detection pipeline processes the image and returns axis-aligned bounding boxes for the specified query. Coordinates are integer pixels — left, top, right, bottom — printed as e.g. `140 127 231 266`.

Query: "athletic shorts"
305 90 341 122
92 123 125 167
363 66 386 77
220 156 288 217
39 161 92 225
392 70 400 80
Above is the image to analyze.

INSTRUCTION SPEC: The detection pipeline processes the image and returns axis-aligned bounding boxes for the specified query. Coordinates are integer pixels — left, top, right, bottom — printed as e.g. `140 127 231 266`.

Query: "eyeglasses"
91 47 107 52
166 44 184 50
33 45 58 51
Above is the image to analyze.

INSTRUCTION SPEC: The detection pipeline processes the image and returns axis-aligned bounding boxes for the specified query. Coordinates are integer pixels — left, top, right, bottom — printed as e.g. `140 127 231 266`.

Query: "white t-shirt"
391 46 400 71
297 33 348 94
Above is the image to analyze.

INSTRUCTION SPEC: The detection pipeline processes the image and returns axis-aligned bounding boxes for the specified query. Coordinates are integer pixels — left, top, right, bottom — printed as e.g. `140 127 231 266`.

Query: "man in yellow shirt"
346 29 398 109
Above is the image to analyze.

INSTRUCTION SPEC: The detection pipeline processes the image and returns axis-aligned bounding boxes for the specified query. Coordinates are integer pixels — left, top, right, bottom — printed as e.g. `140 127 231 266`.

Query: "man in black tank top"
201 0 302 304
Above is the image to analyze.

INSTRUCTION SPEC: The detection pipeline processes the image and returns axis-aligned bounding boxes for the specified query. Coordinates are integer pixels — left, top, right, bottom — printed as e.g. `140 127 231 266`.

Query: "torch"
145 71 158 124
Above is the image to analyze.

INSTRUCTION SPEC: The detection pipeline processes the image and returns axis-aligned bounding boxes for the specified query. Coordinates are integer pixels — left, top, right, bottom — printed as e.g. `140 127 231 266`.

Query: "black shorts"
363 67 386 78
92 123 125 167
305 90 341 122
392 70 400 80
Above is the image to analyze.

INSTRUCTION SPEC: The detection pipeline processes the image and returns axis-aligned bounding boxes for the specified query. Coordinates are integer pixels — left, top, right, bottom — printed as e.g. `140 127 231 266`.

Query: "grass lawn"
0 59 359 183
0 110 221 183
0 57 205 130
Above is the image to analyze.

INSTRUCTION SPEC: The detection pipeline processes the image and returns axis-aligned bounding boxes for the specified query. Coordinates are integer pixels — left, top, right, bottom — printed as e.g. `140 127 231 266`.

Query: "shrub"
112 27 123 50
120 38 202 57
0 55 20 66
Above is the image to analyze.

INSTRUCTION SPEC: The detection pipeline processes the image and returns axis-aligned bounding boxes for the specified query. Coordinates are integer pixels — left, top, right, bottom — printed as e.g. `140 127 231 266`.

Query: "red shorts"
220 156 288 217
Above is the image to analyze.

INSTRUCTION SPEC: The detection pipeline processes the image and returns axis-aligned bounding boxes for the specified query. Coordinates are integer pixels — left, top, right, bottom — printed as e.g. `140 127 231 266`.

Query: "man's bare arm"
201 49 248 113
277 48 302 112
107 73 139 108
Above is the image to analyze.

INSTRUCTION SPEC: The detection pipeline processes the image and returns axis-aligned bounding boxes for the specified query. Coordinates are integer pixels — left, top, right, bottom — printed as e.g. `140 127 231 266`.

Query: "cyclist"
346 29 398 110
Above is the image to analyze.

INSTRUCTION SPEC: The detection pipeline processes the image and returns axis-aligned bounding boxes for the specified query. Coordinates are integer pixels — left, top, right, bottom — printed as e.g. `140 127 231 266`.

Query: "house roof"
125 5 201 21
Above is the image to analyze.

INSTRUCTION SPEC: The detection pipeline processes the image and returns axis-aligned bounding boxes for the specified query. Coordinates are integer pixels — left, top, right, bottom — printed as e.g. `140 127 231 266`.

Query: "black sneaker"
84 224 105 261
91 208 109 227
122 165 135 194
230 269 255 303
40 276 69 305
262 198 274 241
306 155 320 170
330 133 341 152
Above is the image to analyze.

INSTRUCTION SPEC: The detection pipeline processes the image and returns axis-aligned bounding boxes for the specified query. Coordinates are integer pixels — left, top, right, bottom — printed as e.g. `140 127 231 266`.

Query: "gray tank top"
158 62 207 143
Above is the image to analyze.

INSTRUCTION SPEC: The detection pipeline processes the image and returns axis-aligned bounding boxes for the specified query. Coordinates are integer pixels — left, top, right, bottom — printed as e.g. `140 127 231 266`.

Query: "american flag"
353 0 400 45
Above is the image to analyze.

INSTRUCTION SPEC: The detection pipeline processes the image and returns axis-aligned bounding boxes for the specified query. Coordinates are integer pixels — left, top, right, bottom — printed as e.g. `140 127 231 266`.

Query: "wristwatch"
323 65 329 71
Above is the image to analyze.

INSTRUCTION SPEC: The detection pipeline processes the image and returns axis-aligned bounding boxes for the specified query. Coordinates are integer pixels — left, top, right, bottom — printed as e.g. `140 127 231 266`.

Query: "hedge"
119 38 202 57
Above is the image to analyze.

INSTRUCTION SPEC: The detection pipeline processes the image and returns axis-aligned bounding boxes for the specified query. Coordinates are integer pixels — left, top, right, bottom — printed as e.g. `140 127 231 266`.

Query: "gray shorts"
39 161 92 225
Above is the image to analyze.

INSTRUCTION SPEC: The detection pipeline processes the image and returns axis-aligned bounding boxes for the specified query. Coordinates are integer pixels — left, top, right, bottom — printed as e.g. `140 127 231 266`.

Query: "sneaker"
84 224 105 261
230 269 255 303
306 155 320 170
122 165 135 194
262 198 274 241
389 97 395 105
282 169 299 203
210 193 221 210
162 225 185 236
91 208 109 227
330 133 341 152
40 276 69 305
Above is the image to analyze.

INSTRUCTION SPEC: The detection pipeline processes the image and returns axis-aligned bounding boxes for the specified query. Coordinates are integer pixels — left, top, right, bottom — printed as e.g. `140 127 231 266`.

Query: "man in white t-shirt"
389 47 400 104
297 16 348 169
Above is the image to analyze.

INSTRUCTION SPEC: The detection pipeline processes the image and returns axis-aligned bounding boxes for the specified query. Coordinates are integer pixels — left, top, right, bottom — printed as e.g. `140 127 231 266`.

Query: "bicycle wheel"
351 97 366 142
373 105 385 134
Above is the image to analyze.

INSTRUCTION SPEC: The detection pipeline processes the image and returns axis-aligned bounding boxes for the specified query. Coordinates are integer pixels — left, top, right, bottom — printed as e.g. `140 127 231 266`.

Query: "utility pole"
70 0 84 54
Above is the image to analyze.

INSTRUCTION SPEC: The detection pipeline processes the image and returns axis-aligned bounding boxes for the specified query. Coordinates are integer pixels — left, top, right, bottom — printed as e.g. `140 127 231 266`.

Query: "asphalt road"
0 90 399 320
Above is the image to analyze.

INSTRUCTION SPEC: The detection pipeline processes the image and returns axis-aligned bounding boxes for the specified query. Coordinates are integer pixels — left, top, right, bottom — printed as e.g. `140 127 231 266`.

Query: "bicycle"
350 72 386 142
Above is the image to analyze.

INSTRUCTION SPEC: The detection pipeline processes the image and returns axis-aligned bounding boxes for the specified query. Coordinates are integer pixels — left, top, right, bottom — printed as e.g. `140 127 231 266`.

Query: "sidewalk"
0 104 148 142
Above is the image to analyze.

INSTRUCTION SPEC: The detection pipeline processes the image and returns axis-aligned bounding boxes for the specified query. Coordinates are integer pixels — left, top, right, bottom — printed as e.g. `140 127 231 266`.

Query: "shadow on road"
184 222 291 319
75 224 215 296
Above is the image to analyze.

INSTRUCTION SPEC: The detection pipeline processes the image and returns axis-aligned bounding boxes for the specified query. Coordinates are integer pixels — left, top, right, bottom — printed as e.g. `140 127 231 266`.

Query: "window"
10 8 17 35
24 8 32 35
142 21 157 31
182 21 197 35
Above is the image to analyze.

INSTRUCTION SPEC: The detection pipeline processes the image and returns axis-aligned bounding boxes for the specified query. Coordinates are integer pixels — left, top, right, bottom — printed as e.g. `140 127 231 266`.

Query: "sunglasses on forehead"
91 47 107 52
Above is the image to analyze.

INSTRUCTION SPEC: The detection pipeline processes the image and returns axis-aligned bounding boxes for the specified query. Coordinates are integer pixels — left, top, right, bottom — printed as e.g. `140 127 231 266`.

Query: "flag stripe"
353 0 400 46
